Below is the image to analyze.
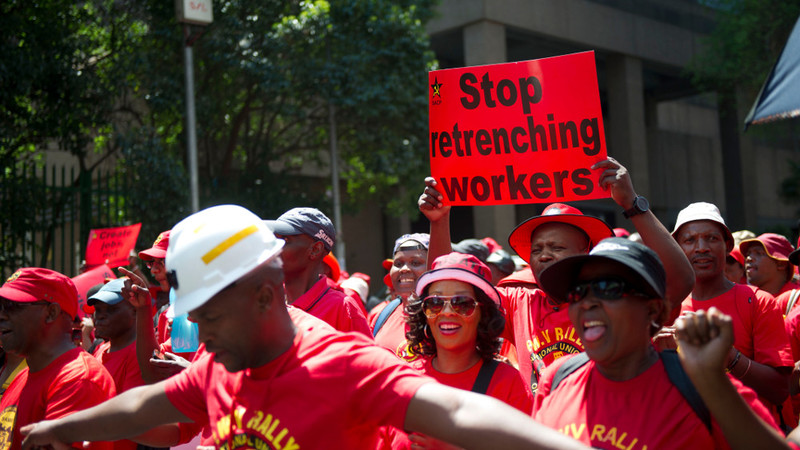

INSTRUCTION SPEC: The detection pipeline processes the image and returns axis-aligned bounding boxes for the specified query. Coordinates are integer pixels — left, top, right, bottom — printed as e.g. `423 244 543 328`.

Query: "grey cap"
486 249 515 275
452 238 489 262
264 207 335 252
87 278 126 306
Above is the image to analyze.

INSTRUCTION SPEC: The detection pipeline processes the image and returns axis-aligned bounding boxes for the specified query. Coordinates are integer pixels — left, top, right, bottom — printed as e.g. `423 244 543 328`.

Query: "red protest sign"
71 264 115 318
85 223 142 268
428 51 609 205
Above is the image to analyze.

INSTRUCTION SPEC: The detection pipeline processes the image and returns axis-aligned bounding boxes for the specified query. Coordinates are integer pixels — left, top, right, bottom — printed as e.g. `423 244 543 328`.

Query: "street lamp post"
176 0 213 213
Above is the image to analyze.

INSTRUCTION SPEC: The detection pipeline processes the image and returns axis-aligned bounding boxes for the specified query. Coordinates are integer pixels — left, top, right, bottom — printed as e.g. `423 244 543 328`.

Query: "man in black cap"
265 207 371 336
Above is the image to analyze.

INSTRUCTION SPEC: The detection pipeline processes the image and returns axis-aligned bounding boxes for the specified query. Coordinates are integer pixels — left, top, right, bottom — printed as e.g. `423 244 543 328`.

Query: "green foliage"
689 0 800 101
1 0 439 270
114 128 190 248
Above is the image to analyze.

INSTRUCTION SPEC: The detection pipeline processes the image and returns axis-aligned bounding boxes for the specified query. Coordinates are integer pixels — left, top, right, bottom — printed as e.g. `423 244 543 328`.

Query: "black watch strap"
623 196 649 219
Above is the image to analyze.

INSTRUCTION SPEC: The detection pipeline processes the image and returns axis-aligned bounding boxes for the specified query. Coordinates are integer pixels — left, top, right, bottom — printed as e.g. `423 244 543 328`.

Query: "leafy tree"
688 0 800 220
1 0 438 274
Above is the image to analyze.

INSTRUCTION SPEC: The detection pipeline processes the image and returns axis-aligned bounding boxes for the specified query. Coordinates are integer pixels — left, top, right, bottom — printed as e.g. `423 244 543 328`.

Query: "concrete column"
463 20 516 243
606 54 649 211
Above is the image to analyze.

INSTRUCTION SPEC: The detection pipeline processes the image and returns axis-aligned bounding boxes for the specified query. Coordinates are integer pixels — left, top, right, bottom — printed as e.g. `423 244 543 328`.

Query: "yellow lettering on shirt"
211 407 302 450
590 424 606 441
233 406 245 430
604 426 618 445
560 423 585 440
216 414 231 441
529 338 537 352
541 330 551 344
247 410 263 429
256 413 273 436
555 327 564 341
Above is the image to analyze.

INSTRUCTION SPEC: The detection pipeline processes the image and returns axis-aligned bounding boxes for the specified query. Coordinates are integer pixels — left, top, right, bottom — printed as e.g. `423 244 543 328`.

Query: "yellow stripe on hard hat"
202 224 259 264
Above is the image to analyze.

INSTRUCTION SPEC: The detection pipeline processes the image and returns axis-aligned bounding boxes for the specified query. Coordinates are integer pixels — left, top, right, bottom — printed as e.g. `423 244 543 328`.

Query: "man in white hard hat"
21 205 589 450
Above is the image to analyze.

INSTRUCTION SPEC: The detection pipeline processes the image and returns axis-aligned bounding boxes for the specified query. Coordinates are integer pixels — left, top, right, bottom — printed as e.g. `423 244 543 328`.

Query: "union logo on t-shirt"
0 405 17 450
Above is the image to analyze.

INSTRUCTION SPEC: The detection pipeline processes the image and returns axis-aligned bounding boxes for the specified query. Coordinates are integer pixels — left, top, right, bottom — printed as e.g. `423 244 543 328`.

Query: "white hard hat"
166 205 284 316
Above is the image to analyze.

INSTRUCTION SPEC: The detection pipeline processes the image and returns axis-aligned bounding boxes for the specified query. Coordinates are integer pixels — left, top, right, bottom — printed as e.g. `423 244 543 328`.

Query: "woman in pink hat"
381 252 532 449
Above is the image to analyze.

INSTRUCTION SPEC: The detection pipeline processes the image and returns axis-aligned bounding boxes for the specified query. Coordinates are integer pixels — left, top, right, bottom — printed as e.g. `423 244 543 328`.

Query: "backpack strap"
471 359 501 394
372 298 402 337
786 289 800 316
551 352 590 391
660 350 712 433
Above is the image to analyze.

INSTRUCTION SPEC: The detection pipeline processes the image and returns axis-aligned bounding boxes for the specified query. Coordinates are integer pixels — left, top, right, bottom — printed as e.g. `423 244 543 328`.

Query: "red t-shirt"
163 310 432 449
533 354 779 449
680 284 793 371
681 284 795 427
383 357 534 448
369 301 423 362
414 357 533 413
499 285 581 393
93 341 145 393
292 276 372 337
777 280 800 298
0 347 116 450
93 341 146 450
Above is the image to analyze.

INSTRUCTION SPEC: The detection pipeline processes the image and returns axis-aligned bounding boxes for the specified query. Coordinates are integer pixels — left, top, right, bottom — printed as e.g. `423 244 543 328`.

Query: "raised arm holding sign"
420 52 694 393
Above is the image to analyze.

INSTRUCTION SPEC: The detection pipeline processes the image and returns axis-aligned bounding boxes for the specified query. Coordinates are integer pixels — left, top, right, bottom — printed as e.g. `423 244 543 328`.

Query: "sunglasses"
146 259 165 270
422 295 478 318
0 299 51 314
566 277 649 304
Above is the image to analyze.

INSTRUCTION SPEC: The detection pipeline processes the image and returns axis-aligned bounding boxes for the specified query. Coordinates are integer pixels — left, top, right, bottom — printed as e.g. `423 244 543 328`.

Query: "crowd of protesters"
4 157 800 449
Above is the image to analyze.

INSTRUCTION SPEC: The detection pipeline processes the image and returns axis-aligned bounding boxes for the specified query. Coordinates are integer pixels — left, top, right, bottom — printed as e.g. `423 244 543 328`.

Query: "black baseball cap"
264 207 335 252
538 237 666 303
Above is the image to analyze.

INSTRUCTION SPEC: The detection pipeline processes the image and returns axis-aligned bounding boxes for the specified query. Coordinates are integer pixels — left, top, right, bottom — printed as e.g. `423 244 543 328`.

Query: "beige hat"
671 202 733 252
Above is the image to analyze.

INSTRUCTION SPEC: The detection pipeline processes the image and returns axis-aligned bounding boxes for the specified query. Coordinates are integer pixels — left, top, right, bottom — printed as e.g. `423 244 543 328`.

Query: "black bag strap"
372 298 402 337
551 352 590 391
660 350 712 433
471 359 501 394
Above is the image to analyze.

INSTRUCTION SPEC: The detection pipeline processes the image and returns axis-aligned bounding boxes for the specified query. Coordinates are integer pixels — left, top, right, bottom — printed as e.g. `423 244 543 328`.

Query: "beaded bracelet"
725 349 741 374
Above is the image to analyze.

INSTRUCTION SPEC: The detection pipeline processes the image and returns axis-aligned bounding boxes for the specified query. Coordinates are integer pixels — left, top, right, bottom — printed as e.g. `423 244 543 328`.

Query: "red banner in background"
71 264 115 318
85 223 141 269
428 51 610 205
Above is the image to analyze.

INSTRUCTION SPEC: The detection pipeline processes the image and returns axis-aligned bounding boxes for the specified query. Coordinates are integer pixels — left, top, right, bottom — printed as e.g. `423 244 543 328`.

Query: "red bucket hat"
740 233 794 264
0 268 79 319
139 230 170 261
508 203 613 264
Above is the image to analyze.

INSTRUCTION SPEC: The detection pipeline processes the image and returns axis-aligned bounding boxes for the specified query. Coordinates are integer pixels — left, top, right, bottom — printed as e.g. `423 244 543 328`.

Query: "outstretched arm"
675 308 789 450
419 177 453 269
405 383 588 450
21 382 189 448
119 267 161 384
594 157 694 314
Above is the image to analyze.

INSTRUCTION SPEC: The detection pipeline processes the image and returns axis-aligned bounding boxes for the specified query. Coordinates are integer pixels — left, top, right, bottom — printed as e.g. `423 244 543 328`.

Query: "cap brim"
415 267 501 305
263 220 302 236
0 286 39 303
87 291 124 306
138 248 166 261
740 239 791 263
538 254 661 304
508 214 613 263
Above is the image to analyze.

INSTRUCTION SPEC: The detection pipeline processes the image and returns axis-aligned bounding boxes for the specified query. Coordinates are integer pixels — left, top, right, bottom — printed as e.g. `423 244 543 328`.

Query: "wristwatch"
623 196 649 219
